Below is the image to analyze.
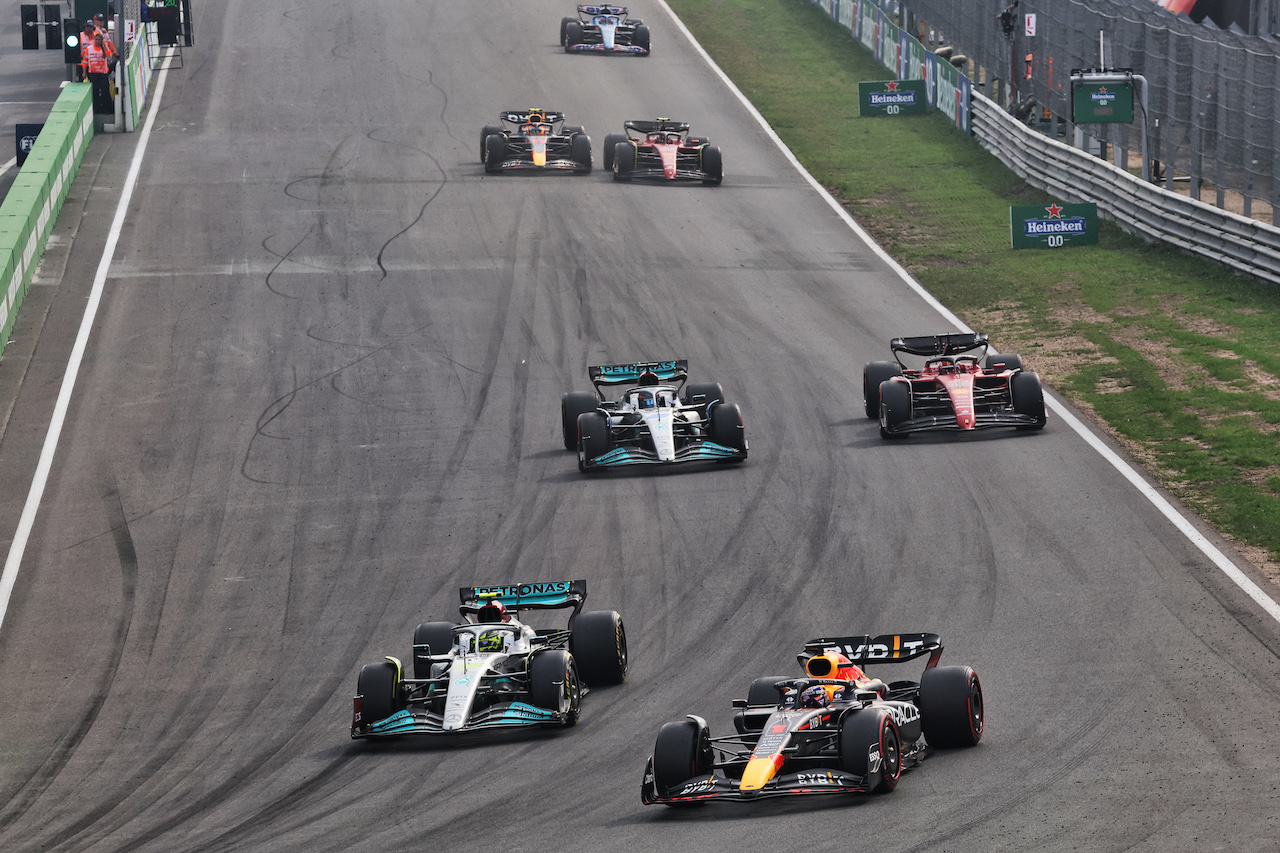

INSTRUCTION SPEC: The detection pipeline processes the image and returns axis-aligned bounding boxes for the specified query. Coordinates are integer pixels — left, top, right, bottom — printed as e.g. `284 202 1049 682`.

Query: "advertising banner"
1010 202 1099 248
859 80 928 116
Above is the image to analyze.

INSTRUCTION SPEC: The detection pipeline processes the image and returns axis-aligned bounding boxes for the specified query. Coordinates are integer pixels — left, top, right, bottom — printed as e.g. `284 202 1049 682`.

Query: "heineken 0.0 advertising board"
1071 81 1134 123
858 80 927 116
1010 203 1099 249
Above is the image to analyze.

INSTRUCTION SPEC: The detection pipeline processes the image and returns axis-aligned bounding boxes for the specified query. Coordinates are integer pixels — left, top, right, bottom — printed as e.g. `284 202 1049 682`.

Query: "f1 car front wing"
351 700 571 738
640 758 873 804
581 440 746 470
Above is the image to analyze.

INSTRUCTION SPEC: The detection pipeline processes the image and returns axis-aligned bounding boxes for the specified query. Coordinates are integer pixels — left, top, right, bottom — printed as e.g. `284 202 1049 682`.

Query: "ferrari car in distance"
479 109 592 174
603 119 723 185
863 332 1047 438
351 580 626 738
641 633 983 805
560 359 747 472
561 4 650 55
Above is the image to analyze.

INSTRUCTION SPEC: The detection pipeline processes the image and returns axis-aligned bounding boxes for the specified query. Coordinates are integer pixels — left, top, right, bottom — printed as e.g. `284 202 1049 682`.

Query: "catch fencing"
896 0 1280 220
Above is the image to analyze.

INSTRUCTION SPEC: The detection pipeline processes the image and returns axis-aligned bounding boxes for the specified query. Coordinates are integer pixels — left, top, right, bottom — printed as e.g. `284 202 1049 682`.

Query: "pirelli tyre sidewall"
839 707 901 793
356 660 405 726
570 610 628 685
920 665 984 748
529 650 581 726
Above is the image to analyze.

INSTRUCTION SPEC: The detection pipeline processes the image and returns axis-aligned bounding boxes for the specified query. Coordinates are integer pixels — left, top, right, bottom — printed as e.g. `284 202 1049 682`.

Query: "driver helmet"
647 132 665 144
476 600 510 623
667 133 683 144
799 685 830 708
477 629 505 654
636 390 656 409
780 687 799 709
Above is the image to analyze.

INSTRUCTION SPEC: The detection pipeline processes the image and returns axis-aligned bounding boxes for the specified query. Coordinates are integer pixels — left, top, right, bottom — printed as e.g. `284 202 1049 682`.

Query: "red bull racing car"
479 109 592 174
862 332 1047 438
602 119 723 185
560 5 650 55
641 633 983 804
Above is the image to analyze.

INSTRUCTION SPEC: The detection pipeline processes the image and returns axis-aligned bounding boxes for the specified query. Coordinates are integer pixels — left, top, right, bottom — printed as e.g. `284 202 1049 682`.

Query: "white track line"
657 0 1280 624
0 58 172 636
0 156 16 179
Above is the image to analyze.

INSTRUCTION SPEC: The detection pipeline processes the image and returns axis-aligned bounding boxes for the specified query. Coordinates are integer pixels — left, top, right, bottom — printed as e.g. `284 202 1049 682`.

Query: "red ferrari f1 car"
602 119 722 185
863 332 1047 438
641 633 983 804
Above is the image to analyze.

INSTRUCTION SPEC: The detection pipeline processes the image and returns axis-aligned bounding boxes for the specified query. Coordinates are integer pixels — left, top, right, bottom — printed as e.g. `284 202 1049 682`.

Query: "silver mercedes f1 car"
351 580 626 738
560 359 747 472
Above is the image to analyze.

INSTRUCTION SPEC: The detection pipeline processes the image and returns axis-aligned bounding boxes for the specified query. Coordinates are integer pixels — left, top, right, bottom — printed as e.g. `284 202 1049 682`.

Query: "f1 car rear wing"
498 109 566 125
890 333 989 358
579 3 628 13
624 119 691 134
589 359 688 392
798 633 944 668
458 579 587 618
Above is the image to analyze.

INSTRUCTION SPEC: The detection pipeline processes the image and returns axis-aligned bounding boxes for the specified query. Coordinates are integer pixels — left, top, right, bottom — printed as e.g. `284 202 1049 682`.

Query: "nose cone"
739 755 784 791
532 143 547 167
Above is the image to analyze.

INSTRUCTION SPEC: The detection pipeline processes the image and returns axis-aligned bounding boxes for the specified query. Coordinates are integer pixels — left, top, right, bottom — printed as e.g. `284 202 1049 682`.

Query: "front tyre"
613 142 636 181
484 135 506 173
920 665 984 748
879 378 912 439
529 650 581 726
571 610 628 685
602 133 627 170
1011 370 1047 430
652 719 712 797
633 23 651 53
564 20 584 50
577 411 611 472
839 708 902 793
561 392 598 450
709 402 746 456
863 361 903 418
356 661 404 726
479 125 502 162
700 145 723 185
571 133 592 174
560 16 574 45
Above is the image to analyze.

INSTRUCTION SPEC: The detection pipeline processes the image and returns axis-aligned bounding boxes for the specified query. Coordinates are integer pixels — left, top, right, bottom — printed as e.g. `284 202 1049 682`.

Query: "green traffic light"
67 34 79 48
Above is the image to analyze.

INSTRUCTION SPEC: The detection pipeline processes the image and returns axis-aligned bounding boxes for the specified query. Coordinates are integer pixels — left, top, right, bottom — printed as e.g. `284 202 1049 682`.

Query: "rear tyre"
564 20 583 50
479 126 502 162
682 382 724 409
633 23 651 52
356 661 404 726
484 135 506 173
613 142 636 181
746 676 790 706
700 145 723 185
985 352 1024 372
863 361 903 419
412 622 454 679
920 665 984 748
560 16 574 45
577 411 611 472
839 708 902 793
571 133 592 174
570 610 628 685
1011 370 1047 430
561 392 598 450
878 379 912 438
529 650 581 726
709 402 746 457
602 133 627 170
652 719 712 796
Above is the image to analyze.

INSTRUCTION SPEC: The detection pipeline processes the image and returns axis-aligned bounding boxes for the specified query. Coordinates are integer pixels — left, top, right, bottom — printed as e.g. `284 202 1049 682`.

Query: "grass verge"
668 0 1280 581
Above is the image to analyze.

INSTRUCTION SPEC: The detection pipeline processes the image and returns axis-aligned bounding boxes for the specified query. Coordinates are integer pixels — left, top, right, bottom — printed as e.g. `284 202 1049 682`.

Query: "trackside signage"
1010 202 1099 248
859 80 927 116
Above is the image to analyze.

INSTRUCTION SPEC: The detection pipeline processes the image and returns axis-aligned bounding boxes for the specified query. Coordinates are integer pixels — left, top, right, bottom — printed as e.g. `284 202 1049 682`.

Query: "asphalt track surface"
0 1 1278 851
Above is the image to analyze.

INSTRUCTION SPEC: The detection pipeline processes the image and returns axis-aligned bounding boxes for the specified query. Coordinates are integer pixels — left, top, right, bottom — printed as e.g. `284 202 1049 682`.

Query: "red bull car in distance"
641 633 983 805
479 109 592 174
351 580 626 738
560 359 747 472
862 332 1047 438
602 119 723 185
560 5 650 55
